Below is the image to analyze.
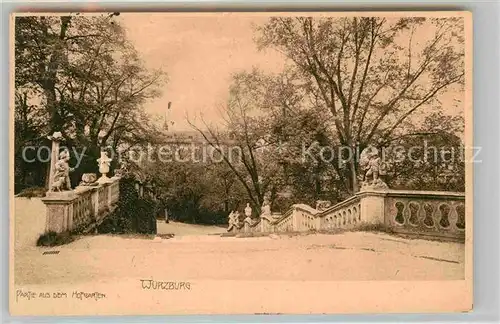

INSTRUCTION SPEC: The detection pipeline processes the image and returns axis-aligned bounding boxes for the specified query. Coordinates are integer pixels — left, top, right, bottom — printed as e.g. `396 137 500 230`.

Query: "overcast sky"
119 13 464 132
119 13 286 131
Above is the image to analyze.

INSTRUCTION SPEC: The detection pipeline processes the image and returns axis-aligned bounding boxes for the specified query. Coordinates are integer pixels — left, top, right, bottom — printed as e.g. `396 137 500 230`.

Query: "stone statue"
227 211 240 232
316 200 332 211
79 173 98 186
261 198 271 216
244 203 252 218
51 150 74 192
359 145 388 190
243 203 259 227
227 211 234 231
259 197 276 225
97 151 112 183
47 131 65 191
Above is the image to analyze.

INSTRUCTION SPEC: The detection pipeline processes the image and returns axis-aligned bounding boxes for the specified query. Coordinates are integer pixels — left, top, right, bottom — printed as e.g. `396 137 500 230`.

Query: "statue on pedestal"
47 131 65 192
227 211 241 232
359 145 388 190
51 150 74 192
260 197 275 223
261 198 271 216
243 202 258 226
244 203 252 218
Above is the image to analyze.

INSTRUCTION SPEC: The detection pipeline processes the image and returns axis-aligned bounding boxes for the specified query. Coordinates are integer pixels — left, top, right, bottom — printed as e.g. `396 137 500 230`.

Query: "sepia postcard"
10 11 473 316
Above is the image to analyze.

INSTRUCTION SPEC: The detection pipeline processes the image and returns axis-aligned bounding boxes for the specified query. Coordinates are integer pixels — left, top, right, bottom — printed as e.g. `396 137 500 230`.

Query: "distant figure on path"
165 208 169 223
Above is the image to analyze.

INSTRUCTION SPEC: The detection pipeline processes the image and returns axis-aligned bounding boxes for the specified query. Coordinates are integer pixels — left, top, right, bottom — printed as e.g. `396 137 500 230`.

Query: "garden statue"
51 149 74 192
243 203 259 227
244 203 252 218
97 151 112 183
227 211 240 232
359 145 388 190
316 200 332 211
261 198 271 216
79 173 98 186
47 131 65 191
259 197 276 225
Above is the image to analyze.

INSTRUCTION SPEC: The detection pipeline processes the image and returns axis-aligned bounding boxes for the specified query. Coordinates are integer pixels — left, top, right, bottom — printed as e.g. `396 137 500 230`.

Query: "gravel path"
15 229 464 285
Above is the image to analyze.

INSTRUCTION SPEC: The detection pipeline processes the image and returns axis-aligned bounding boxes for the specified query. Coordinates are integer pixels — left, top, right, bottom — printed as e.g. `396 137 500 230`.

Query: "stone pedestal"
314 214 322 230
41 194 77 233
97 175 112 184
358 190 387 225
260 216 272 232
45 190 76 199
244 203 252 218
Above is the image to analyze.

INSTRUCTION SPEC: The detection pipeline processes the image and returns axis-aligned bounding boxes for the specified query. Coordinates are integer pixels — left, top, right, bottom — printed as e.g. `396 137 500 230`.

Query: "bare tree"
257 17 465 193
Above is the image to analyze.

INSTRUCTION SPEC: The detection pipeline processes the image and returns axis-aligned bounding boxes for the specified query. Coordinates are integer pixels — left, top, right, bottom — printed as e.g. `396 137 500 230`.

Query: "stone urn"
97 151 112 184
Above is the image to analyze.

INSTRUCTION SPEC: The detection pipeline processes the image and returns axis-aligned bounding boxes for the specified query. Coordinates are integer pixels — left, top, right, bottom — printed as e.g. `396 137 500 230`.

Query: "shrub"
37 231 75 247
166 203 228 225
135 196 158 233
97 178 157 234
17 186 47 198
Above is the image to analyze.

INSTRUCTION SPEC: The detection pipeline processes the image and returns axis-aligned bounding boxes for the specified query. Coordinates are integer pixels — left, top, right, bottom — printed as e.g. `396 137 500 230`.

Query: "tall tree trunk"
345 138 358 194
44 163 51 189
349 158 358 193
44 16 71 132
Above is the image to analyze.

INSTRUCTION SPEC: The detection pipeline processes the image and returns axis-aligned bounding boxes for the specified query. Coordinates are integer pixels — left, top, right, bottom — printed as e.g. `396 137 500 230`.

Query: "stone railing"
228 189 466 241
71 187 95 231
41 176 121 234
383 190 465 241
243 216 261 233
318 195 362 230
287 204 320 231
273 208 295 232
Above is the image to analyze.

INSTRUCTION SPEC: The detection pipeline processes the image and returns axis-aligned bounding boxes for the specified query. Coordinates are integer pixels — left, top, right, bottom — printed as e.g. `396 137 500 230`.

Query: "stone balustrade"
318 196 362 230
41 176 121 234
243 217 261 233
273 209 294 232
383 190 465 241
228 189 466 241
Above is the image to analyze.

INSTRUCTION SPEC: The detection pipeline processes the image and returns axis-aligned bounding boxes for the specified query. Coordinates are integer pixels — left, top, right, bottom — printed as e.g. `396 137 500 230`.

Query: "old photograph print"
10 12 472 315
